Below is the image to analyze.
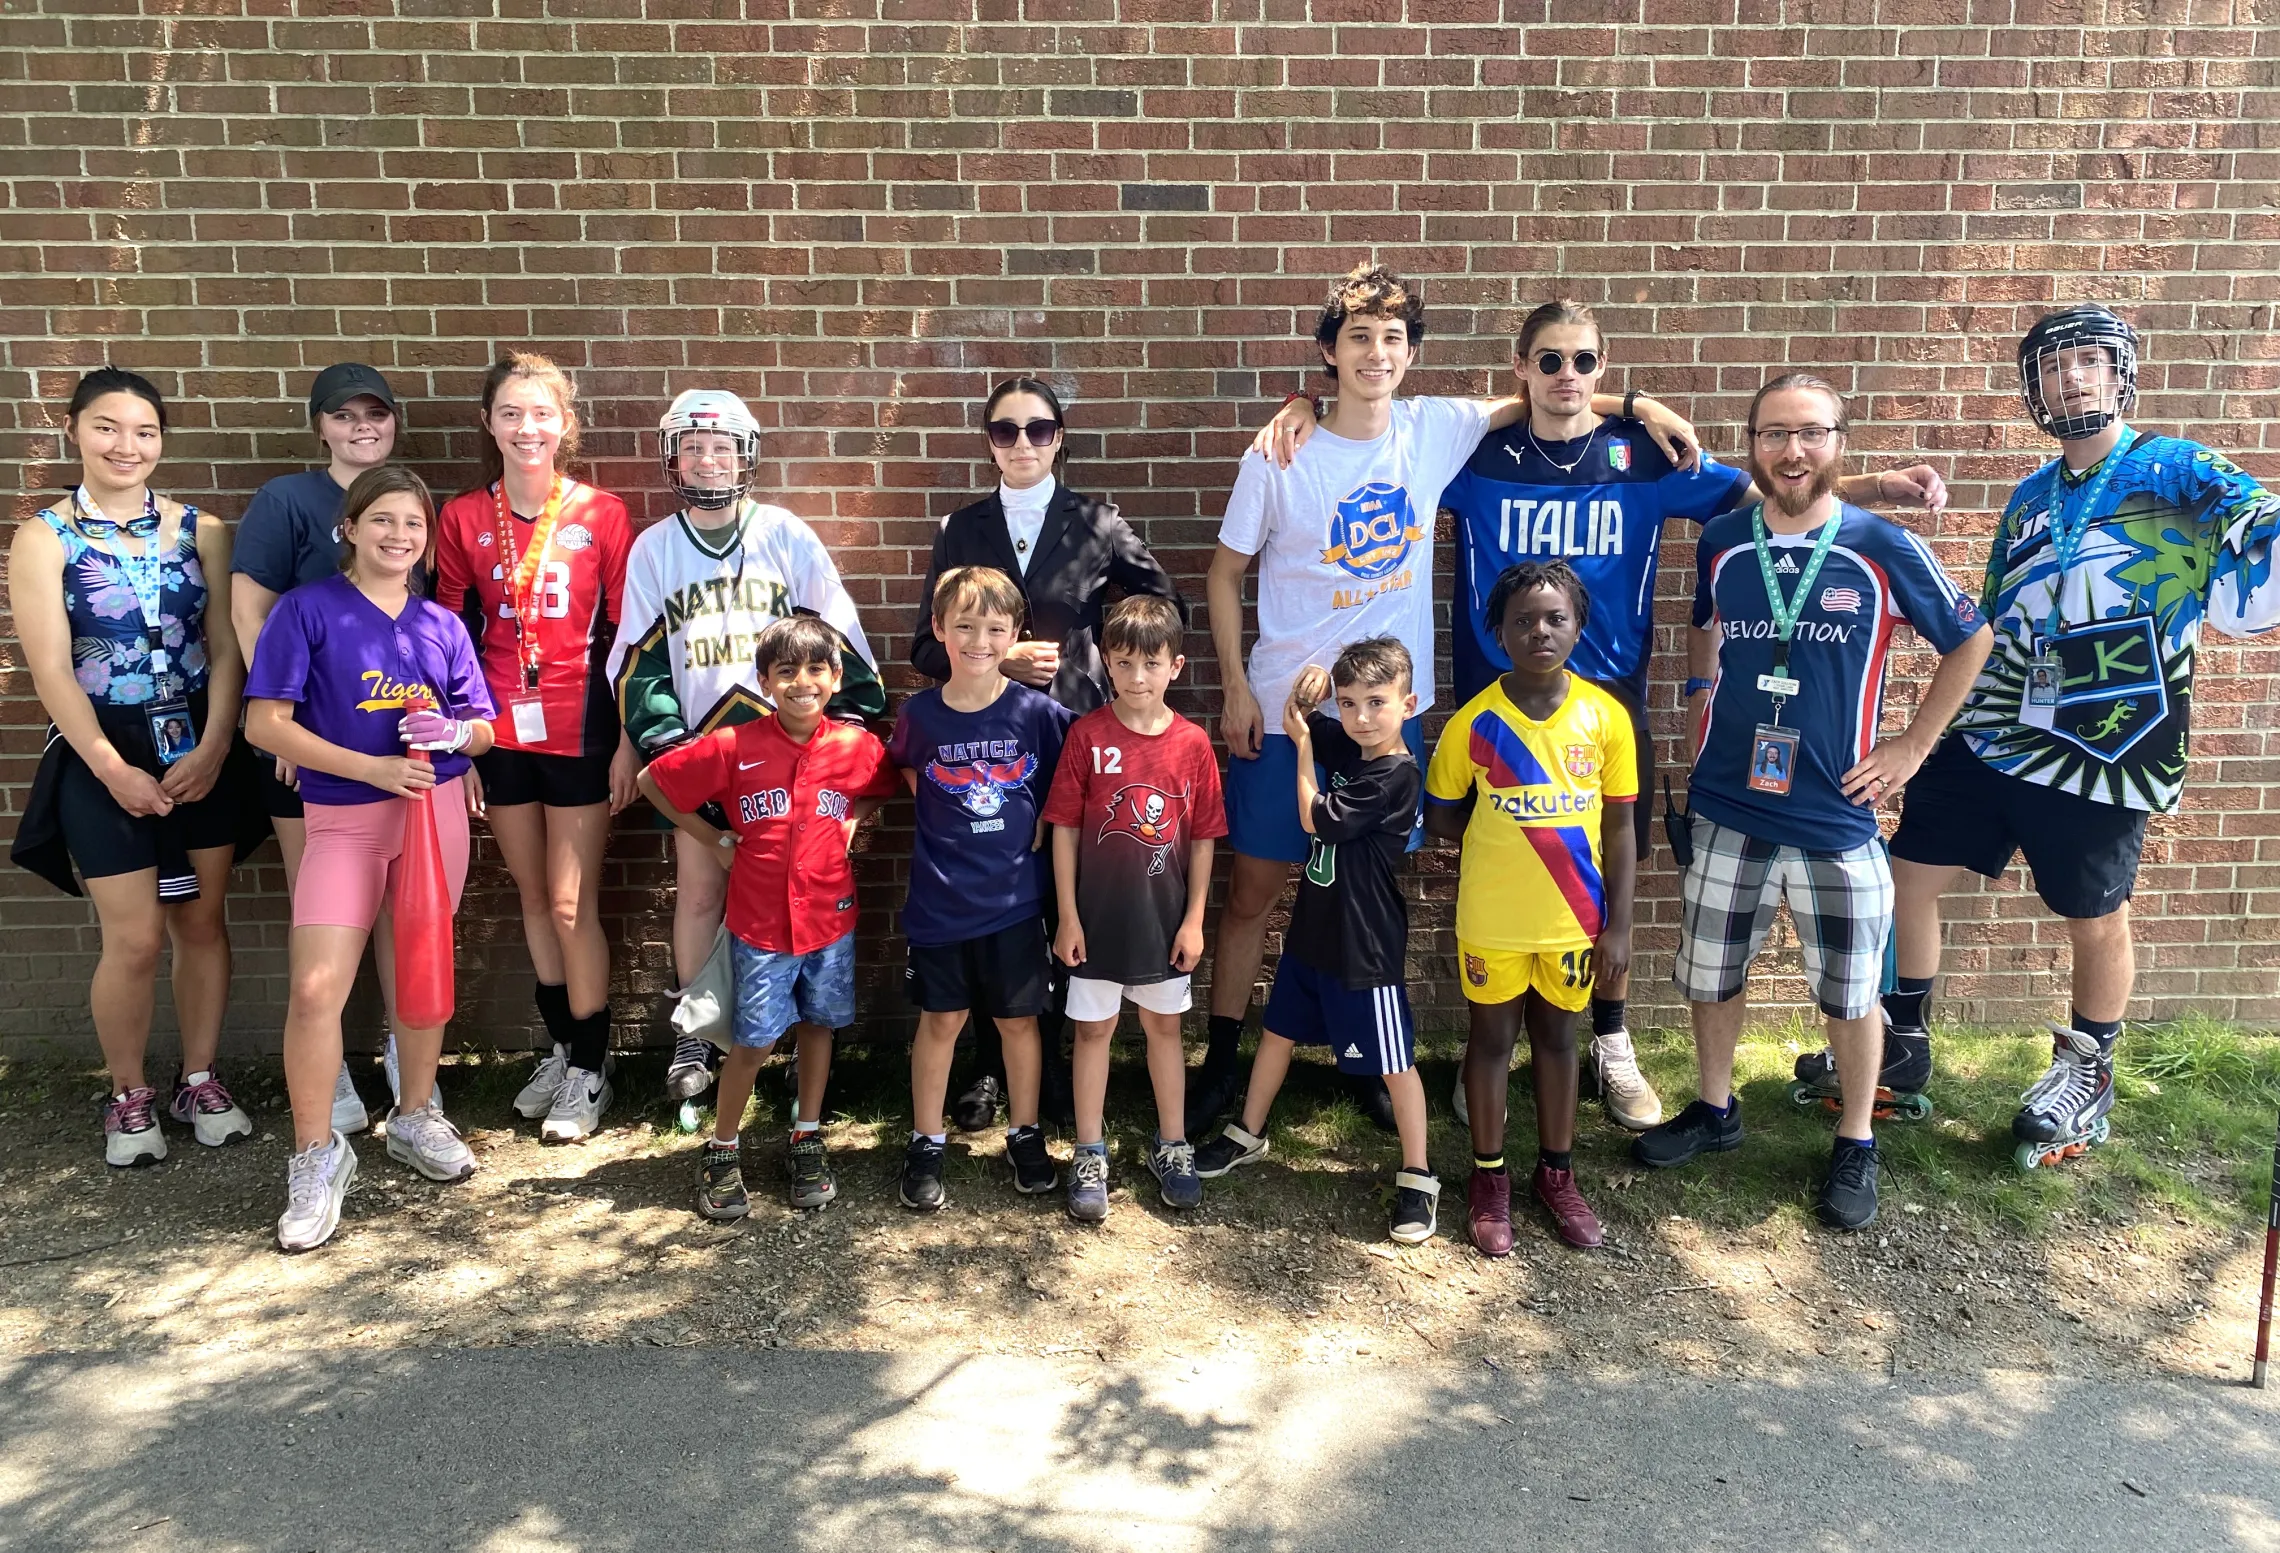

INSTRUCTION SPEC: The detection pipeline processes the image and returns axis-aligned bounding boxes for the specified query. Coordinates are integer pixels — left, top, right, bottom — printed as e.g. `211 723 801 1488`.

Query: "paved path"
5 1347 2276 1551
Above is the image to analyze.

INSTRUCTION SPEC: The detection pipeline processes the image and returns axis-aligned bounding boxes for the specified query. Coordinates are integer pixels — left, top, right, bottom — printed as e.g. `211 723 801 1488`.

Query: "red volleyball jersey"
647 715 898 955
434 479 632 758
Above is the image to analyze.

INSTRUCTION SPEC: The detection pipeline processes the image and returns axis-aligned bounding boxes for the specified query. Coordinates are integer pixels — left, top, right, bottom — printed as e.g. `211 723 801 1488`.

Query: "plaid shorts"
1672 818 1892 1019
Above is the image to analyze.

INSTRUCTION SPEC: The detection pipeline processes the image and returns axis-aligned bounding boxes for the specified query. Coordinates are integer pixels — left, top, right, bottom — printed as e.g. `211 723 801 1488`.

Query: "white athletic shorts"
1064 973 1193 1023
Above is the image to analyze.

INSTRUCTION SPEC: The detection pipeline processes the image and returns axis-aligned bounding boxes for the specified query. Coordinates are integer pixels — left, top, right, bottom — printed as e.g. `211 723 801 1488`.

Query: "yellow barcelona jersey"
1424 677 1638 953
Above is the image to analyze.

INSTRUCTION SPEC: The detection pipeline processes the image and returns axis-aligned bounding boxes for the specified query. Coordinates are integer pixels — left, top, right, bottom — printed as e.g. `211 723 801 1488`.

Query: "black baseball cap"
308 362 398 419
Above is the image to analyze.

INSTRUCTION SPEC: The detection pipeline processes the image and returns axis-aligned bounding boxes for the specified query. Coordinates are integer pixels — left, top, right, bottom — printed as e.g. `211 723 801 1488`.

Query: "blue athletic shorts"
1262 956 1416 1077
1222 716 1426 864
730 931 856 1049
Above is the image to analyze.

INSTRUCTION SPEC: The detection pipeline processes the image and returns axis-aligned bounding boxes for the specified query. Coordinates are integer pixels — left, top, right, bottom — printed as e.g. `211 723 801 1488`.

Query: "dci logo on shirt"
1321 481 1423 580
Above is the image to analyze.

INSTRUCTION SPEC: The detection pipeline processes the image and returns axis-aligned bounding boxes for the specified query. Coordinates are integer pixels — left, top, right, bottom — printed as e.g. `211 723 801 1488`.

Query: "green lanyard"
1751 504 1843 675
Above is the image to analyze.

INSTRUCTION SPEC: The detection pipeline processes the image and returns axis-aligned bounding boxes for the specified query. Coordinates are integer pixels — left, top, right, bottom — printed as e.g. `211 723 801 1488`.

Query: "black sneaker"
787 1129 836 1211
951 1074 1001 1132
696 1140 749 1222
1039 1050 1077 1130
1389 1168 1439 1244
899 1135 947 1212
1631 1098 1744 1169
1146 1138 1202 1210
1816 1140 1879 1230
1350 1073 1399 1135
1183 1055 1245 1138
1193 1121 1268 1179
1006 1124 1058 1195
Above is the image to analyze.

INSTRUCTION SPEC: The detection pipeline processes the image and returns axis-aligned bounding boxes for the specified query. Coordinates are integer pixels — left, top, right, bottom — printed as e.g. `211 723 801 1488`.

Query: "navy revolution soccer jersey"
1444 418 1751 700
1690 503 1985 850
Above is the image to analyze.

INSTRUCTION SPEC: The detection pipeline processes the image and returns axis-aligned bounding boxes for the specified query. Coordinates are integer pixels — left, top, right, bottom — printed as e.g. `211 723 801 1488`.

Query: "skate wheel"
1892 1093 1934 1122
2013 1139 2047 1172
2088 1118 2111 1145
1786 1082 1817 1108
676 1100 702 1133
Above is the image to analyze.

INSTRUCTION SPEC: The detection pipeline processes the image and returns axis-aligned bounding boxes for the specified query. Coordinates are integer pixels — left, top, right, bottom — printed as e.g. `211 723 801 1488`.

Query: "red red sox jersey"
434 480 632 759
646 714 897 955
1042 706 1227 986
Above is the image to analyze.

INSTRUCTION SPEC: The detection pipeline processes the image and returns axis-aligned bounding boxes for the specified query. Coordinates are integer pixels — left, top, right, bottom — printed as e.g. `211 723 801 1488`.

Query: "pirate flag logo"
1098 782 1188 876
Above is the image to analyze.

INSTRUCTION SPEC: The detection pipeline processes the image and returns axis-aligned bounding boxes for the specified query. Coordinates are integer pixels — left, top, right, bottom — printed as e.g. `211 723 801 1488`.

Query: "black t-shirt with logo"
1285 711 1420 991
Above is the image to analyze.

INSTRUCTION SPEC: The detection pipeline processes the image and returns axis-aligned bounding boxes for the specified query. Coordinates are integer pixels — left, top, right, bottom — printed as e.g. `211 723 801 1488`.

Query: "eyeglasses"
1532 350 1602 376
1749 425 1841 451
986 418 1061 450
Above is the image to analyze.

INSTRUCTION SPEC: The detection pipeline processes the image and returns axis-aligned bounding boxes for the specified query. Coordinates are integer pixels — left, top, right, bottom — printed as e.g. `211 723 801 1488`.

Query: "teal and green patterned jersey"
1952 430 2280 813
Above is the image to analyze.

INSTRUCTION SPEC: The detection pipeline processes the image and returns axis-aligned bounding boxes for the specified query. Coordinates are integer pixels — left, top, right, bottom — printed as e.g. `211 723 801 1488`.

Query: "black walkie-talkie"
1662 775 1694 870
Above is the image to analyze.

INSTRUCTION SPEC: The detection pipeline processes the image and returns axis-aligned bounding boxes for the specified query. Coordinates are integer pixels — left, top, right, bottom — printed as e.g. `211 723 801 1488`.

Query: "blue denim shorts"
731 931 857 1049
1222 718 1427 863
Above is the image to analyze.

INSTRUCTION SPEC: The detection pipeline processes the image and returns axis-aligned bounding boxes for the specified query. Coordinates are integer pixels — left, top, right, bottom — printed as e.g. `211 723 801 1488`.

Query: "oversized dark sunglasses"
1533 349 1602 376
986 418 1061 449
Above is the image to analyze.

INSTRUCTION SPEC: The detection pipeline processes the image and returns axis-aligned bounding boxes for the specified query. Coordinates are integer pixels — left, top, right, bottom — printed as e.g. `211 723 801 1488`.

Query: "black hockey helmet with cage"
2017 305 2138 440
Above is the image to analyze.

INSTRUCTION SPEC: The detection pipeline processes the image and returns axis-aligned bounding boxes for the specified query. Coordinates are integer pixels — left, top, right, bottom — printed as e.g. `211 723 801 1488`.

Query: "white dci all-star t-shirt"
1216 395 1493 718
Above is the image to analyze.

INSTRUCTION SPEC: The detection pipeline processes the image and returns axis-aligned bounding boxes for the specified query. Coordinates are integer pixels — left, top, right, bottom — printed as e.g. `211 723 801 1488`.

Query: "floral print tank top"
37 497 211 708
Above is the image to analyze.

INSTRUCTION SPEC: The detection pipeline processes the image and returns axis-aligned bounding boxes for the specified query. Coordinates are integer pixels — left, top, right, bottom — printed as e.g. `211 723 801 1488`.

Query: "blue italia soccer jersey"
1691 503 1985 851
1443 418 1751 702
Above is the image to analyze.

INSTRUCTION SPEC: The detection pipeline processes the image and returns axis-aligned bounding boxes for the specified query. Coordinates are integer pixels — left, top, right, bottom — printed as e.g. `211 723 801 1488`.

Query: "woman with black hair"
9 367 259 1167
910 376 1185 1129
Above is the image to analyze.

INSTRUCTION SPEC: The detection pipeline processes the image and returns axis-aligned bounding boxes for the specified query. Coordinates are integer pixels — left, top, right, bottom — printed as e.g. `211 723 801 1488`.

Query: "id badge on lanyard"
2027 429 2134 715
509 696 548 745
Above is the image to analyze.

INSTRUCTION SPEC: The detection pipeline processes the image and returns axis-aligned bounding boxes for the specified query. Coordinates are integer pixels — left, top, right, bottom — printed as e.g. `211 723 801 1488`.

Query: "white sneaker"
331 1063 371 1136
384 1100 477 1183
1591 1029 1664 1132
514 1043 570 1120
169 1069 254 1148
103 1086 168 1168
277 1131 357 1252
541 1064 612 1143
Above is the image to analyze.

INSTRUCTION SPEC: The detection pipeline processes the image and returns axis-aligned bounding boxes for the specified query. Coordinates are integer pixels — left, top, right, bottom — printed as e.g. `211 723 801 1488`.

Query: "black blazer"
910 483 1185 714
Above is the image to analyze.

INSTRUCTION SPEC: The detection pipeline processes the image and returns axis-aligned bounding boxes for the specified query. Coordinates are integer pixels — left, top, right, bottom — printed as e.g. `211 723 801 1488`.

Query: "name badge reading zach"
1748 724 1799 796
1756 672 1801 698
510 695 548 746
146 701 195 768
2026 654 2062 709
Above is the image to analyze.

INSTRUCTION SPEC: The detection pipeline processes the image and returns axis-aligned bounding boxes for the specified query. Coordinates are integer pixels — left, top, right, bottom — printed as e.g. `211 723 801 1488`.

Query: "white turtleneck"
998 476 1056 575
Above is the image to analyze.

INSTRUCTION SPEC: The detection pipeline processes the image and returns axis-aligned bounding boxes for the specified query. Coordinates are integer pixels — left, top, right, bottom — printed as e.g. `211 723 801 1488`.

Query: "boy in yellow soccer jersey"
1425 561 1637 1257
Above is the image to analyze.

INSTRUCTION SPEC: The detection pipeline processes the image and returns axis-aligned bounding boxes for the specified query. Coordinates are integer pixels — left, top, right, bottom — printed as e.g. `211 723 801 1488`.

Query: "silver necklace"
1521 422 1599 475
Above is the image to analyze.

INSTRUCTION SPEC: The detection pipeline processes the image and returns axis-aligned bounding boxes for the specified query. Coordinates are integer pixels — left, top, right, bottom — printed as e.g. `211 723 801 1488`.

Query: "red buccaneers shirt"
1042 706 1227 986
646 715 897 955
434 480 632 758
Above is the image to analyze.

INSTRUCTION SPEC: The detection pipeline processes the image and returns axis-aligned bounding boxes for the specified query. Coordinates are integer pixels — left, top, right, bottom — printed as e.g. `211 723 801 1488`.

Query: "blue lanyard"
2041 425 2135 642
74 487 170 669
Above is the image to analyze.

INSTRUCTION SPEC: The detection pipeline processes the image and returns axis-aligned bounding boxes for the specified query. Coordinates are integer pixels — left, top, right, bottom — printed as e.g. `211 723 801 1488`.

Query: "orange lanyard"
492 477 564 689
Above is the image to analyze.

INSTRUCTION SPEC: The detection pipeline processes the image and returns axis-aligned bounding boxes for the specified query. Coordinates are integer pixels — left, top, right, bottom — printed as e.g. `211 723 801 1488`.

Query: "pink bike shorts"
294 780 471 931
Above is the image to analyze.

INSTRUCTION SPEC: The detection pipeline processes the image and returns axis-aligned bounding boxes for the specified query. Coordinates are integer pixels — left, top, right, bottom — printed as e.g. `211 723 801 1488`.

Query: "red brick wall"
4 0 2277 1053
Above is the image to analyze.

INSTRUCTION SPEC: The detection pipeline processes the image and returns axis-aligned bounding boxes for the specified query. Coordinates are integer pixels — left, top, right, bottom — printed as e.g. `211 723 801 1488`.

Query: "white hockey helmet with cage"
659 390 761 508
2017 305 2139 441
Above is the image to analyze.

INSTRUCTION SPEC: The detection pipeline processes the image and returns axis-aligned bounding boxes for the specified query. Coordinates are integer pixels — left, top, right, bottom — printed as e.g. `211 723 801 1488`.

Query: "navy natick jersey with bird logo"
1442 417 1751 701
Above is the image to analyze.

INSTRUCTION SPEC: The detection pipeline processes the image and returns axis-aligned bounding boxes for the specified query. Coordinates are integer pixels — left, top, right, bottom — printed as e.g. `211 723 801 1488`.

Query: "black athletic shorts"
256 750 304 821
1889 732 2149 920
905 917 1051 1018
59 750 241 880
1589 672 1654 864
474 747 612 809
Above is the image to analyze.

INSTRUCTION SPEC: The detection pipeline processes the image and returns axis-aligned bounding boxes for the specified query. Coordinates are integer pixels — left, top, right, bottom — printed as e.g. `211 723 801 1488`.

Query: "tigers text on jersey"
1952 432 2280 814
434 480 631 759
1442 417 1751 701
1425 677 1638 954
1042 706 1228 987
608 503 885 749
644 715 896 956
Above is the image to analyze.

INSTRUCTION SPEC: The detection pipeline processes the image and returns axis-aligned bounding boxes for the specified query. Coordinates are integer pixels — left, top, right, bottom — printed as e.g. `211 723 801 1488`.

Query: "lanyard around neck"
1750 504 1842 672
493 476 565 688
2041 425 2136 640
74 487 172 669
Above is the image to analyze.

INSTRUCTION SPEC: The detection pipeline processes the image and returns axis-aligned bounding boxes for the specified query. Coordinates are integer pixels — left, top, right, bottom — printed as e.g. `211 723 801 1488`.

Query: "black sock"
534 981 572 1048
1589 998 1626 1037
2072 1010 2122 1045
1883 975 1934 1032
1206 1013 1244 1069
1538 1148 1573 1173
568 1008 611 1072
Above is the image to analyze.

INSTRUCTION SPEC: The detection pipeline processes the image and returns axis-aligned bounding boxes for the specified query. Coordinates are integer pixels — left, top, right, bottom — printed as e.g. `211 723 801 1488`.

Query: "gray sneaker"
1066 1148 1109 1223
383 1101 476 1183
330 1063 371 1137
277 1132 356 1252
513 1044 569 1120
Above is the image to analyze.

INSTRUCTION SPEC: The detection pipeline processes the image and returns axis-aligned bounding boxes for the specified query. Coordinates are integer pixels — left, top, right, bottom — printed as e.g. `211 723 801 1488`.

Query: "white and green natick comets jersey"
606 500 884 750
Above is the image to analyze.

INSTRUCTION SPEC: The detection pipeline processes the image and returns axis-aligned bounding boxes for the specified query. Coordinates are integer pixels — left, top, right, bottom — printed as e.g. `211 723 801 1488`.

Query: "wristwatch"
1684 676 1715 696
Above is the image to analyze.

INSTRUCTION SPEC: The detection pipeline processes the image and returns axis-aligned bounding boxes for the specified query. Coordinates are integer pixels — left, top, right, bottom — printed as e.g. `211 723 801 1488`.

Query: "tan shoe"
1592 1030 1663 1132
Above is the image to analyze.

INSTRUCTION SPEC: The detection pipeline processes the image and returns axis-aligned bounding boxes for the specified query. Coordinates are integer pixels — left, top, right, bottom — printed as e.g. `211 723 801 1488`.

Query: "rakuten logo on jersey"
1721 618 1855 644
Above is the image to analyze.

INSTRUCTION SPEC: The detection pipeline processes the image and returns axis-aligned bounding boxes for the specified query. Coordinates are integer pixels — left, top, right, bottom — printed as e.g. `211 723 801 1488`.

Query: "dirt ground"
2 1055 2269 1389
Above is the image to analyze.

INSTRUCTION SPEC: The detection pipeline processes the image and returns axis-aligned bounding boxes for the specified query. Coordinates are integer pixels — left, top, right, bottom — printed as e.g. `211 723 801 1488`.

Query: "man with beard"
1631 374 1991 1230
1887 306 2280 1169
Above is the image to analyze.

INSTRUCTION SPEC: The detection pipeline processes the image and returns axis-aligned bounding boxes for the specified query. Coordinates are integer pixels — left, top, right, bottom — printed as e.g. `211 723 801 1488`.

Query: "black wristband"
1622 388 1638 420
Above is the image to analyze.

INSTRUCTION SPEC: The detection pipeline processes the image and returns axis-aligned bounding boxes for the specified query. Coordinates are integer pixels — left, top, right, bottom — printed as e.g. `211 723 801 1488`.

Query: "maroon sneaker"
1533 1164 1604 1248
1467 1168 1513 1258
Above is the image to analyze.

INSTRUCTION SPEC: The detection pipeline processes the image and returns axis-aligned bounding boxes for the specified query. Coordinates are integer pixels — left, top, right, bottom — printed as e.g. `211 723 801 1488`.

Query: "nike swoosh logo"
738 758 767 771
